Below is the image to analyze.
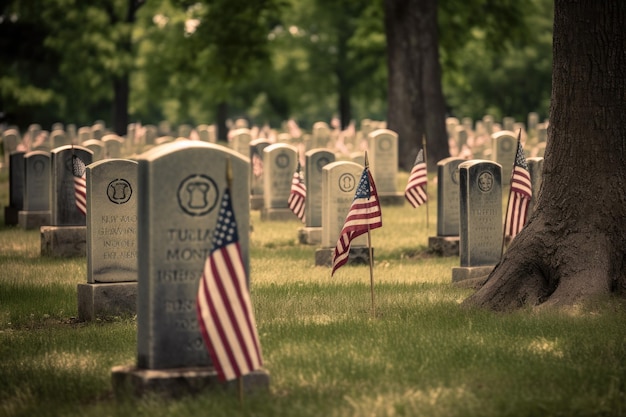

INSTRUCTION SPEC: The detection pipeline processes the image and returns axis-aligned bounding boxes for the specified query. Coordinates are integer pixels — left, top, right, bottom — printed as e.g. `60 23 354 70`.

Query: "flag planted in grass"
504 135 532 239
72 154 87 216
332 166 382 276
196 188 263 382
404 149 427 208
288 162 306 222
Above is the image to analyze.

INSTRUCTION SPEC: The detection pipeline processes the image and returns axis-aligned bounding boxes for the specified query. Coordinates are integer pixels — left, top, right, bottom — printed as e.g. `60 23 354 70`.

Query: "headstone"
78 127 92 143
249 138 272 210
4 151 26 225
502 117 515 132
491 130 517 186
82 139 106 162
527 112 539 135
315 161 371 267
452 160 502 283
77 159 139 321
51 129 69 148
40 145 93 257
367 129 404 205
311 122 331 149
427 157 465 256
261 143 298 221
230 128 252 157
298 149 335 245
2 128 20 171
111 141 268 398
102 134 124 158
527 157 544 218
18 151 51 229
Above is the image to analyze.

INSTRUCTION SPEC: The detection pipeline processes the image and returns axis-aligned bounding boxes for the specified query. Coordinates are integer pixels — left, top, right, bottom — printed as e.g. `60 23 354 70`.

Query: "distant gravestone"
230 128 252 157
367 129 404 205
78 127 92 143
527 157 544 219
261 143 298 221
102 134 124 158
111 141 268 398
311 122 331 149
315 161 370 267
452 160 502 283
41 145 93 257
491 131 517 186
428 157 465 256
298 148 335 245
4 151 26 225
249 138 272 210
18 151 51 229
50 129 69 148
82 139 105 162
77 159 138 321
2 128 20 171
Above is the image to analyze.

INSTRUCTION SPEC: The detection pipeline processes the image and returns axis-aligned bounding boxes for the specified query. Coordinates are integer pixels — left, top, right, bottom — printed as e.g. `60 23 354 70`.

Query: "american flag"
196 188 263 382
288 163 306 222
404 149 428 208
331 167 382 276
72 154 87 216
504 138 532 239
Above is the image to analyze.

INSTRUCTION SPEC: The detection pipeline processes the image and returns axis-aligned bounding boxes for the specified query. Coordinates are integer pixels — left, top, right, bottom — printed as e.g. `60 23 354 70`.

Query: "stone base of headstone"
378 192 405 206
4 206 19 226
451 266 494 283
250 195 264 211
315 246 372 267
110 365 270 400
428 236 460 257
298 227 321 245
77 282 137 321
40 225 87 257
18 210 51 230
260 207 296 221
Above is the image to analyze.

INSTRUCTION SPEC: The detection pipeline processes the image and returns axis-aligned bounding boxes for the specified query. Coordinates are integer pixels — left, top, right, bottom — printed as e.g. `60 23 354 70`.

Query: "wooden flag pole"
422 135 430 235
500 128 522 258
364 151 376 318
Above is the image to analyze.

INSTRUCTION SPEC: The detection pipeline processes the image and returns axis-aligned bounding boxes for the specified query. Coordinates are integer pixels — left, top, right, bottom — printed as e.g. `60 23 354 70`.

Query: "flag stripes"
504 138 532 239
72 154 87 216
288 170 306 222
404 149 428 208
196 189 263 382
331 169 382 275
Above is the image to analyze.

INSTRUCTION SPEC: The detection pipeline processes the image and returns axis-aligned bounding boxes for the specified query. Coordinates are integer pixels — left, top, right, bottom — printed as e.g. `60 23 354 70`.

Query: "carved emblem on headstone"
177 174 218 216
107 179 133 204
338 173 356 193
478 171 494 193
276 153 290 169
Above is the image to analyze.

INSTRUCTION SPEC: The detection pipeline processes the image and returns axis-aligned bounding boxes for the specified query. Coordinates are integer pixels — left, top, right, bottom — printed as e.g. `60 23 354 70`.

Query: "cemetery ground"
1 172 625 417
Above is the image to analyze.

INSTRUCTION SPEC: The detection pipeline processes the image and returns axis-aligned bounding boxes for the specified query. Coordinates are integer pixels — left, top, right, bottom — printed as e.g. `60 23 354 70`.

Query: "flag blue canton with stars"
211 190 238 250
354 170 372 200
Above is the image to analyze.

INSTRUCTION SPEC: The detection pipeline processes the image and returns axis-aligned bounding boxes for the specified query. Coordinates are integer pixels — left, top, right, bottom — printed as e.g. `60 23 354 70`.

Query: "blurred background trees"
0 0 553 141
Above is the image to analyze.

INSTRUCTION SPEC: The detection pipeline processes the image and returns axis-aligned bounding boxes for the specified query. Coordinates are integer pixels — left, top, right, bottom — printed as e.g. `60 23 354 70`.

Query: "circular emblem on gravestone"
338 173 356 193
316 157 330 172
500 137 514 152
107 179 132 204
276 153 290 169
449 164 459 185
378 136 392 151
477 171 494 193
177 174 218 216
33 159 45 177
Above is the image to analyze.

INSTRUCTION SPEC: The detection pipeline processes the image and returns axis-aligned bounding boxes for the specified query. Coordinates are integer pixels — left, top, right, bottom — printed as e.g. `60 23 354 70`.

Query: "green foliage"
0 0 553 131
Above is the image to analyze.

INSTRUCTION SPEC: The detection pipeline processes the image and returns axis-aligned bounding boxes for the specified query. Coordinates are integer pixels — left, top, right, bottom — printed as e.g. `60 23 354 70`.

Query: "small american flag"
288 163 306 222
504 138 532 239
196 188 263 382
72 154 87 216
404 149 428 208
252 151 263 178
331 167 382 276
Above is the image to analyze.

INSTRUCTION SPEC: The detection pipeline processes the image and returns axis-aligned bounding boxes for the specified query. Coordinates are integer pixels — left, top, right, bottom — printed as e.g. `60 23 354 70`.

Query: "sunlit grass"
1 175 625 417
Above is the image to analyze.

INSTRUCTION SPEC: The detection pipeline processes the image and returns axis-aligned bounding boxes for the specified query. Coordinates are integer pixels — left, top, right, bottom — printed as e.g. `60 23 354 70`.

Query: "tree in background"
464 0 626 310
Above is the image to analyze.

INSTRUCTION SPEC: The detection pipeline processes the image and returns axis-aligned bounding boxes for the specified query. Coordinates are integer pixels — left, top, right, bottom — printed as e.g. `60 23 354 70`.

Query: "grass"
1 173 625 417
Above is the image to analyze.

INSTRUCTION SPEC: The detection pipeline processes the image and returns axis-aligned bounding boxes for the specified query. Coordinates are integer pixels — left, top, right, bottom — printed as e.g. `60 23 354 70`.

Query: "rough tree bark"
463 0 626 311
384 0 449 172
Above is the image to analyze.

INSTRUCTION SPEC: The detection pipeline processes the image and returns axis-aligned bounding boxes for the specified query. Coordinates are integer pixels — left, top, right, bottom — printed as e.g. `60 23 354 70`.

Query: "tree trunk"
217 101 229 142
463 0 626 311
112 76 129 136
384 0 449 172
